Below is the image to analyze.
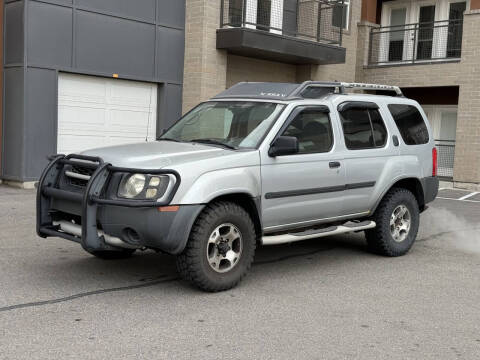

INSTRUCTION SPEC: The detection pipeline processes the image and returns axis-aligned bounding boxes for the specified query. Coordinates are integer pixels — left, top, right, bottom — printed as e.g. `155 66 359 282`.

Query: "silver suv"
37 82 439 291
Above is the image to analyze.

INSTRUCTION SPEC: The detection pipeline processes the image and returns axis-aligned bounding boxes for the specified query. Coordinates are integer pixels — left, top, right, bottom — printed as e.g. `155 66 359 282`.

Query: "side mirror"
268 136 299 157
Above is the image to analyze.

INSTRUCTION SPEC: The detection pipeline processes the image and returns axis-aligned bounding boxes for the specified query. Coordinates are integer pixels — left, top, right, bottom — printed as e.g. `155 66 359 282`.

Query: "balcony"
217 0 346 65
368 19 464 66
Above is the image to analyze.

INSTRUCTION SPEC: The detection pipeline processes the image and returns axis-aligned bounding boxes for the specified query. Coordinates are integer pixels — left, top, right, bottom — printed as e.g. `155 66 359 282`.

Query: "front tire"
365 188 419 257
176 201 256 292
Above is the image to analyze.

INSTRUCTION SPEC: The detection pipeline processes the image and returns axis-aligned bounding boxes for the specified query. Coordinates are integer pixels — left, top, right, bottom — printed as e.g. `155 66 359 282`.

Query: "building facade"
1 0 185 186
182 0 480 188
1 0 479 188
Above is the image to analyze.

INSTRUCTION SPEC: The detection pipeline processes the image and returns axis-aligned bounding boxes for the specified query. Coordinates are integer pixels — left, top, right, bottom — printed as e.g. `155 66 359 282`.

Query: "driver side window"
282 108 334 154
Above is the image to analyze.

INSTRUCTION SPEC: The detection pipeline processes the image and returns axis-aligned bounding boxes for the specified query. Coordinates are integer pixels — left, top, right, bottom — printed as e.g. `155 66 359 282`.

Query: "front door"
261 105 345 232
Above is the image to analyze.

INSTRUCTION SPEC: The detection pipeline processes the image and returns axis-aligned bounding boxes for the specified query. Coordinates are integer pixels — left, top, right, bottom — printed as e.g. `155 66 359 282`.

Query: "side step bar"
262 221 376 246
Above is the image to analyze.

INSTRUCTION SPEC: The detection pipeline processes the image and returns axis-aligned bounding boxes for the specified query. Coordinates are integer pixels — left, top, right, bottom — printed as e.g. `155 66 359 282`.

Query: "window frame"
271 105 335 156
338 101 389 151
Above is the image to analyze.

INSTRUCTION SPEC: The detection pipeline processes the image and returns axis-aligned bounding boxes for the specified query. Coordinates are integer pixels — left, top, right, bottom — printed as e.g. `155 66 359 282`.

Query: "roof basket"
340 82 403 96
212 81 403 100
293 81 403 98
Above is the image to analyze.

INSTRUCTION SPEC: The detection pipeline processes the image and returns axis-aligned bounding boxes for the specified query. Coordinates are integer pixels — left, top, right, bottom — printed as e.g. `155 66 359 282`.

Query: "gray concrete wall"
3 0 185 181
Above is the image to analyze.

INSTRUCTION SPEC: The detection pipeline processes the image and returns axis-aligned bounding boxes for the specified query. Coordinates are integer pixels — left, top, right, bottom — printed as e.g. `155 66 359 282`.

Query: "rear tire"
365 188 419 257
176 201 256 292
87 249 136 260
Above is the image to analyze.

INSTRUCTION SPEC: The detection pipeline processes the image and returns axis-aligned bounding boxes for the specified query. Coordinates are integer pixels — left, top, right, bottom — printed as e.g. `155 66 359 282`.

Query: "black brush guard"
36 154 180 252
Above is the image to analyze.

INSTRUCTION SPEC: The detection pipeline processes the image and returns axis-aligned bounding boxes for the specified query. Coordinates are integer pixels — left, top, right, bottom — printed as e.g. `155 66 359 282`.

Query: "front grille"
65 165 95 188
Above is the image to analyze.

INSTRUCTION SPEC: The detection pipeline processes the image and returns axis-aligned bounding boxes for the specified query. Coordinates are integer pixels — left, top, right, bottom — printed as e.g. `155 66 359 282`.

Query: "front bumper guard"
36 154 181 252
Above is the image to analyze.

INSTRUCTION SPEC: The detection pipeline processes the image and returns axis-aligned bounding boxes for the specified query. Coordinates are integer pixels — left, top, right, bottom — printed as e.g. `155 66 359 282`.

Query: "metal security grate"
368 19 464 66
435 140 455 179
221 0 344 46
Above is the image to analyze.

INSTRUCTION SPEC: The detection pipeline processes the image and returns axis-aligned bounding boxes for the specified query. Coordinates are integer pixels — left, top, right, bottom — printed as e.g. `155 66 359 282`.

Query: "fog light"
146 188 157 198
149 177 161 187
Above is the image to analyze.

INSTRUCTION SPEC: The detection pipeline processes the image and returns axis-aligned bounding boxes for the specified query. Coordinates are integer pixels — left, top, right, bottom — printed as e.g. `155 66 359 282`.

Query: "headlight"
117 173 174 200
118 174 146 198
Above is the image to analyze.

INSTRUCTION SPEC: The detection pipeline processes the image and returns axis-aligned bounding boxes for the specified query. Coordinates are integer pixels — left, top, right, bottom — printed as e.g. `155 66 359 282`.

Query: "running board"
261 221 376 246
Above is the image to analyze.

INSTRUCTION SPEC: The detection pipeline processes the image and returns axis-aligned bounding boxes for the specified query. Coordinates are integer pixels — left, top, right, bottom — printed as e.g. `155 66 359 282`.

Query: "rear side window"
388 104 429 145
339 107 388 150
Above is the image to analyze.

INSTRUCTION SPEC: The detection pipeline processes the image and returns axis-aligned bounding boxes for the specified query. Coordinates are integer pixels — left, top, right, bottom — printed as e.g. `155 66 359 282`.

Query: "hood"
81 141 226 169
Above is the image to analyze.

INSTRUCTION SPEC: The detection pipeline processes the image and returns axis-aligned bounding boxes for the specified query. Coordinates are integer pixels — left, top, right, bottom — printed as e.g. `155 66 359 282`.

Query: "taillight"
432 147 438 177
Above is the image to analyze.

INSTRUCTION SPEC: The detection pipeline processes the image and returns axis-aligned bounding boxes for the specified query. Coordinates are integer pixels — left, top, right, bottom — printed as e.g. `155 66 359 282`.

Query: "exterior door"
416 5 436 60
388 8 408 62
261 105 345 232
338 102 401 214
446 1 466 58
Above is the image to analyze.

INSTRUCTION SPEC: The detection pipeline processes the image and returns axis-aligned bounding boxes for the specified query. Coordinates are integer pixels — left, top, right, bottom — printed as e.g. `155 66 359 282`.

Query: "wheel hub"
390 204 411 243
206 223 243 273
216 241 230 256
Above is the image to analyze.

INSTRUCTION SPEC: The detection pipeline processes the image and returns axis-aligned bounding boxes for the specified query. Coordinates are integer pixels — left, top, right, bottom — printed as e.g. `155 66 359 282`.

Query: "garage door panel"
58 73 107 102
58 106 106 132
58 73 157 154
109 82 155 106
57 135 107 154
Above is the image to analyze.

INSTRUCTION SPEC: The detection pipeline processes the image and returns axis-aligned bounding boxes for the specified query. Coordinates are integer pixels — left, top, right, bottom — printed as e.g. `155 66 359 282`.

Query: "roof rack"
340 82 403 96
212 81 403 101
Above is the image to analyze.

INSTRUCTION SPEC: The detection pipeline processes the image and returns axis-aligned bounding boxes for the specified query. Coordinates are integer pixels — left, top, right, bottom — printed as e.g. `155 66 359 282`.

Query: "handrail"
220 0 344 46
368 18 464 66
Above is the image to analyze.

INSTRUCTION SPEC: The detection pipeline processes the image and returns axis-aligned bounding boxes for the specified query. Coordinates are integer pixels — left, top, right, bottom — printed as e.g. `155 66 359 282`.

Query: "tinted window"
340 108 388 149
282 109 333 153
370 109 388 147
388 104 429 145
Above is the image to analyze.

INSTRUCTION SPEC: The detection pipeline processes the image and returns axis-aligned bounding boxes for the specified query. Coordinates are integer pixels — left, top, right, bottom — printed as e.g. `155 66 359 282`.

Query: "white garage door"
57 73 157 154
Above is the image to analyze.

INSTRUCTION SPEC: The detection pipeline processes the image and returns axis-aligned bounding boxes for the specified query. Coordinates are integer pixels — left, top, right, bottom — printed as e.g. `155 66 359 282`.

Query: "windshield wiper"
190 139 237 150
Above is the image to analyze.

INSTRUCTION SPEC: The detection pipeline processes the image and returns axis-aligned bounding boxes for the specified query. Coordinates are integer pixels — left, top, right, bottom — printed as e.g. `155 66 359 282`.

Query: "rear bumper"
36 154 200 255
422 176 439 205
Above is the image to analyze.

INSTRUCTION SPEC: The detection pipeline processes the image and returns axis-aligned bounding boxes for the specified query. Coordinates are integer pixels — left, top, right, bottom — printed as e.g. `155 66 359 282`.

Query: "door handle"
329 161 341 169
393 135 399 147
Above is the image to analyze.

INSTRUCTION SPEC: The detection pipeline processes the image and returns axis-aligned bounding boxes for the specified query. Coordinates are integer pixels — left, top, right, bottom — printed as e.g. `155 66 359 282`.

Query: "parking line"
458 192 479 201
437 196 480 203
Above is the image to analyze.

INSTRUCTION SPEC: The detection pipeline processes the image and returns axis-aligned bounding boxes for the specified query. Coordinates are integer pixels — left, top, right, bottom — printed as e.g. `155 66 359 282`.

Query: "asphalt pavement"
0 185 479 359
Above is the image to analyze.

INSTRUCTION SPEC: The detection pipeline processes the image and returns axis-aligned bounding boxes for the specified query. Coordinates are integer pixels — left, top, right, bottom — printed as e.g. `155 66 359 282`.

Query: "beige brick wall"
356 10 480 184
359 62 462 88
226 55 297 87
225 0 363 86
453 10 480 184
310 0 362 82
182 0 227 114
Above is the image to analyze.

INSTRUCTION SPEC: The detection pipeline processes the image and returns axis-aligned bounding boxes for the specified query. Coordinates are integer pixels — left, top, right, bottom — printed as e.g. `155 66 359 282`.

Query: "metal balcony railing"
368 19 464 66
435 140 456 179
220 0 344 46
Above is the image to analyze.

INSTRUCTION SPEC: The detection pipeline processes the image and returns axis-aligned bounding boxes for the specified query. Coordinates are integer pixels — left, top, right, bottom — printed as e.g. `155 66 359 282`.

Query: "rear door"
337 100 401 215
260 105 345 232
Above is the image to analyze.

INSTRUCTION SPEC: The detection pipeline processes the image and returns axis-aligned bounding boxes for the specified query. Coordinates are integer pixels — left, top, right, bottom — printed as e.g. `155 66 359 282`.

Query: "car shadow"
36 232 371 293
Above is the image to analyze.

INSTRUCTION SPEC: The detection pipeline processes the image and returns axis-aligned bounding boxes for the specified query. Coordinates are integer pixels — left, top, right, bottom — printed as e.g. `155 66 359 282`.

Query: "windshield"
160 101 285 149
